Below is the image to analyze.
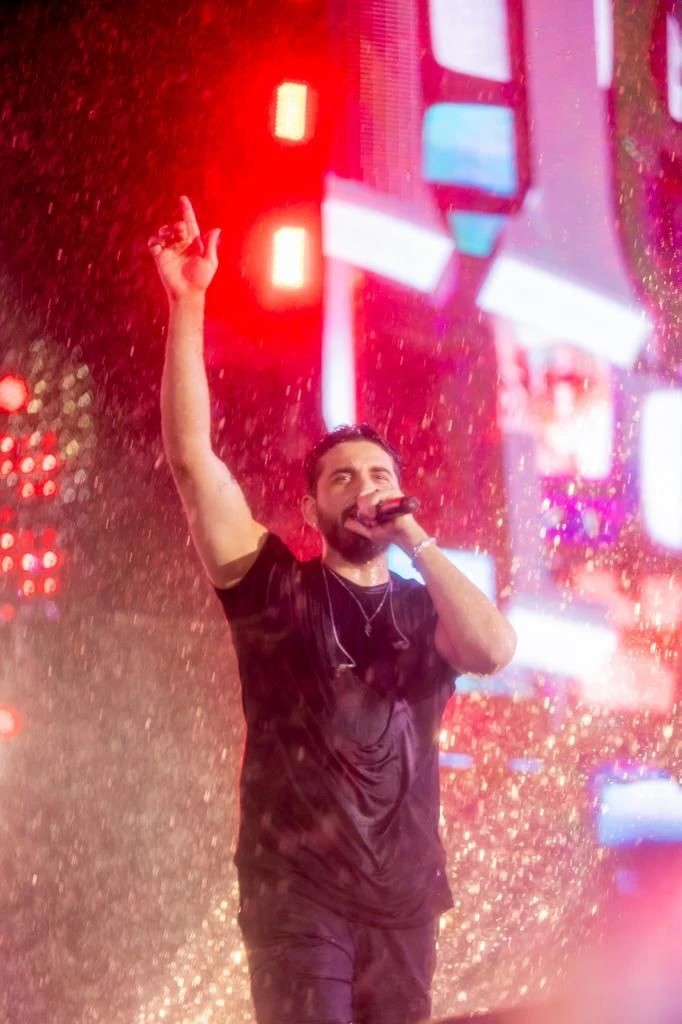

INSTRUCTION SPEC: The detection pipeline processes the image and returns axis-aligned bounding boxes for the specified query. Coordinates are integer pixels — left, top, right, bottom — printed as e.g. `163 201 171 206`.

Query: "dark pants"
238 879 438 1024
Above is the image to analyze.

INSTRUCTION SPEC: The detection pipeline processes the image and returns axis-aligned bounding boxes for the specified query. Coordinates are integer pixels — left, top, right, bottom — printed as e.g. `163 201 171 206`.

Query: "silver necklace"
321 565 412 670
323 566 391 637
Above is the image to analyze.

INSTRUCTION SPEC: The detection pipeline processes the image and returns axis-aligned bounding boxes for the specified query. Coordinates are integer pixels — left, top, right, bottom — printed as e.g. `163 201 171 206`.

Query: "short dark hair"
304 423 402 495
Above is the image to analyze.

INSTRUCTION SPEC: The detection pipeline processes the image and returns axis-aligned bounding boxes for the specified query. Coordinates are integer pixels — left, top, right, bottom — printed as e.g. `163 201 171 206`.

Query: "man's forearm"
160 294 212 466
398 523 517 675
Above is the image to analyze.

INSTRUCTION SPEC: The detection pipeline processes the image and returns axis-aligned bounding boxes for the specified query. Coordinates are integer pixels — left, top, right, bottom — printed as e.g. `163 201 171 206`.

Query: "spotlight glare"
0 705 22 740
272 226 308 289
274 81 312 142
0 375 29 414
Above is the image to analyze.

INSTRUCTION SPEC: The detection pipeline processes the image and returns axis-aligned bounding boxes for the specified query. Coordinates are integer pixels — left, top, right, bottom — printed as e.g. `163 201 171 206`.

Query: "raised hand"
148 196 220 301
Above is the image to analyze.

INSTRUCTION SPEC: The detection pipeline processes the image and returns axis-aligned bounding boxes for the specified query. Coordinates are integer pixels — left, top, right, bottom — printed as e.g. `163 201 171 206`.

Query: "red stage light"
1 459 13 476
21 579 36 598
1 555 13 573
43 577 59 595
43 550 59 569
42 453 58 472
20 482 35 499
272 226 308 289
274 81 315 142
0 603 15 623
0 532 15 550
0 436 15 453
0 375 29 414
0 705 22 741
19 456 35 474
21 553 38 572
41 480 58 498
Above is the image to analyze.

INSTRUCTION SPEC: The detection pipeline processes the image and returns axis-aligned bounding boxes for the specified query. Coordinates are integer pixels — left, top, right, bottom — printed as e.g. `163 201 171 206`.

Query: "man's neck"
322 548 390 586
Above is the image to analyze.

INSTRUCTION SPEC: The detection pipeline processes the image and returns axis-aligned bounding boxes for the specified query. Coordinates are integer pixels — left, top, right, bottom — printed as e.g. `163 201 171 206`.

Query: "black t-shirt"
215 533 456 927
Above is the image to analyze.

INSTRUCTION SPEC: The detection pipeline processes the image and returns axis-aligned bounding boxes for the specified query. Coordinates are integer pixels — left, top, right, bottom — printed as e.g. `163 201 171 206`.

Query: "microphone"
375 496 420 524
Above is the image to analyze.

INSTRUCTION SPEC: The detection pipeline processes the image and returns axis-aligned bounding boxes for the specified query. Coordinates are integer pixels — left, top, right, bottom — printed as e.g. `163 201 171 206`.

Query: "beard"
316 507 390 564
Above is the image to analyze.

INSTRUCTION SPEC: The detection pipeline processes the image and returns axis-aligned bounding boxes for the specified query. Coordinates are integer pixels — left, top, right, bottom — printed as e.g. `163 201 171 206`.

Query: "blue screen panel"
423 102 518 196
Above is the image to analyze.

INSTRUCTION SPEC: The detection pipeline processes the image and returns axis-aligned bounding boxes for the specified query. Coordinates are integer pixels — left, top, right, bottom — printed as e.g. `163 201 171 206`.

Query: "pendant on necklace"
365 622 372 637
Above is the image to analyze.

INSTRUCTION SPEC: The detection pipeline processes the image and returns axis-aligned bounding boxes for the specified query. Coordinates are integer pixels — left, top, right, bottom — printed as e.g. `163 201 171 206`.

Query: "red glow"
43 577 59 595
19 456 35 474
41 480 58 498
0 603 15 623
20 482 35 499
21 553 37 572
0 705 22 740
42 453 58 472
0 532 15 550
43 550 59 569
21 579 36 598
0 436 15 453
1 555 13 573
0 376 29 414
1 460 13 476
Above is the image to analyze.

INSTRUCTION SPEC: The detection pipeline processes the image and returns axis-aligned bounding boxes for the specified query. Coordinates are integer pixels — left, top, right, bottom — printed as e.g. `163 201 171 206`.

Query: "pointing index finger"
179 195 202 248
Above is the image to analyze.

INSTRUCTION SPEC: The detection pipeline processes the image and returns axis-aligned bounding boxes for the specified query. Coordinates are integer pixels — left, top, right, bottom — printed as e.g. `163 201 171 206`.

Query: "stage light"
429 0 512 82
594 0 614 88
321 260 356 428
21 554 38 572
1 459 13 476
640 389 682 550
41 480 58 498
0 705 22 741
423 103 518 196
272 226 308 289
42 550 58 569
449 211 507 257
597 774 682 847
274 81 314 142
478 256 650 367
322 184 455 292
1 556 13 573
21 579 36 598
41 454 58 472
507 601 617 679
20 482 35 499
43 577 59 595
0 532 14 550
580 647 675 713
0 375 29 414
0 436 15 453
669 12 682 121
19 456 35 474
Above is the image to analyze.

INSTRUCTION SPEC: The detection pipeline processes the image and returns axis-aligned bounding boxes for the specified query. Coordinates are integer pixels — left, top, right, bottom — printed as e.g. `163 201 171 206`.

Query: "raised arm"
149 197 267 588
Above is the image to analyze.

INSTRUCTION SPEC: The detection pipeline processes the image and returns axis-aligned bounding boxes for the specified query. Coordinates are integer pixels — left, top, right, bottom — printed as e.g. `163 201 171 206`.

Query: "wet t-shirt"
215 533 456 927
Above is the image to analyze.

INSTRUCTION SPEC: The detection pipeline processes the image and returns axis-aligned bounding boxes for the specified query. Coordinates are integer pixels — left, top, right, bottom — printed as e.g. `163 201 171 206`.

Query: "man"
149 197 517 1024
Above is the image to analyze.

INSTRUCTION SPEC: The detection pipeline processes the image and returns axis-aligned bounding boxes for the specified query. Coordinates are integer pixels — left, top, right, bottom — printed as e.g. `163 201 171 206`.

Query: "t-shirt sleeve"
213 532 297 624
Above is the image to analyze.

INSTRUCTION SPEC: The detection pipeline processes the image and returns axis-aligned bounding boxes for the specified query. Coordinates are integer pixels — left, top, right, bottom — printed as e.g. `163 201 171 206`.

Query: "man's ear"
301 493 319 530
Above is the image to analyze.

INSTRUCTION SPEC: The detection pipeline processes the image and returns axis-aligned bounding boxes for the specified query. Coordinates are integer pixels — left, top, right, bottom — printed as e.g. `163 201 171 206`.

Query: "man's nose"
356 474 378 498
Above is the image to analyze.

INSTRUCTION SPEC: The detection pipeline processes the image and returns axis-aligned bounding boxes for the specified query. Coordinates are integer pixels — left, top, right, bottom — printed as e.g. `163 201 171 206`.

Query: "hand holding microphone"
348 495 420 529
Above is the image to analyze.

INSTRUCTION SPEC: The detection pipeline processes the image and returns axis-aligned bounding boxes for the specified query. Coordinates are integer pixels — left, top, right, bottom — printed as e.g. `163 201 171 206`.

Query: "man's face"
310 440 401 563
